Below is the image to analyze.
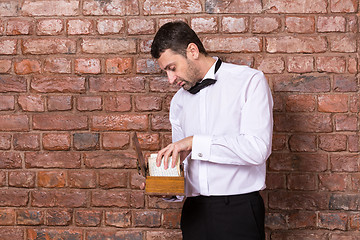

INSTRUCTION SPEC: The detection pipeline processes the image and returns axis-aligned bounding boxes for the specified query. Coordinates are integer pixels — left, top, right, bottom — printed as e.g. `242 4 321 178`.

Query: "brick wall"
0 0 359 239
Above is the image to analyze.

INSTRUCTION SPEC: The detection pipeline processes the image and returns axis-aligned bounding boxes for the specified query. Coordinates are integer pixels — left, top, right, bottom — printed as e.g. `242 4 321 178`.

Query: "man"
151 21 273 240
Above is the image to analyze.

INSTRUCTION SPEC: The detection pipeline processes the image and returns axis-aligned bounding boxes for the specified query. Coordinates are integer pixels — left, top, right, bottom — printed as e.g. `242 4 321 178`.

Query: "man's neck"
197 55 217 79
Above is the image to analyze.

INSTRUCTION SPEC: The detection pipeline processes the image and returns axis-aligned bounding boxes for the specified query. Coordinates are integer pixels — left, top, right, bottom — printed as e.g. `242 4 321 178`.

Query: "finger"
163 148 173 170
156 147 167 167
171 150 179 168
140 182 145 190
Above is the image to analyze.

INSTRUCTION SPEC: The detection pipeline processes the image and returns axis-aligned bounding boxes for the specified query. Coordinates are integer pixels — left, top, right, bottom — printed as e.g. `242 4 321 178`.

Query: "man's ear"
186 43 200 60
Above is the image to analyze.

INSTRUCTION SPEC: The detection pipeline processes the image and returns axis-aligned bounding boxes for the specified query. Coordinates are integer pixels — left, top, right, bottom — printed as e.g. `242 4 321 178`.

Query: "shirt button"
198 153 203 158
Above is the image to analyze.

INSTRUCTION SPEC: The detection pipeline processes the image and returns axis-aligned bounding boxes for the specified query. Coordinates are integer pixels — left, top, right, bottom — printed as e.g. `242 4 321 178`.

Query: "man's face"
157 49 201 90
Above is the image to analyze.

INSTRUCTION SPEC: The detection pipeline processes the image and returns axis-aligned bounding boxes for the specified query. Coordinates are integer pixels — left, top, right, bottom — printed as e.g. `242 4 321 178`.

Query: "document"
148 154 181 177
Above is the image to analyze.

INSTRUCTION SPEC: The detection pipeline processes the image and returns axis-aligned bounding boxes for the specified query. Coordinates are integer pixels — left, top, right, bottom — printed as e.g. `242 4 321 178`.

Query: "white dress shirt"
169 58 273 197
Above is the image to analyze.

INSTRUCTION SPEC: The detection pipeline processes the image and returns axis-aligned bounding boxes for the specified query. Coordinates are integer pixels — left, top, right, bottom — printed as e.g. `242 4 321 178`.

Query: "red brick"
348 134 360 152
0 209 15 225
18 95 45 112
350 94 360 112
130 191 145 208
84 152 137 169
271 134 286 151
83 0 139 15
163 95 173 112
31 190 87 208
252 17 281 33
130 171 146 190
288 211 317 229
319 212 347 230
102 133 130 150
25 152 81 169
347 15 358 32
67 19 92 35
318 94 348 113
266 173 286 189
89 76 145 92
335 114 358 131
329 35 357 53
317 16 346 32
0 115 29 131
105 57 132 74
329 193 359 210
147 195 183 209
0 189 28 206
351 174 360 192
265 212 287 230
287 56 314 73
317 56 346 73
348 58 358 74
38 171 66 188
75 210 101 226
13 133 40 150
81 38 136 54
0 59 11 73
289 134 317 152
266 36 327 53
99 170 128 189
91 114 148 131
137 132 161 151
204 0 262 13
17 209 43 225
92 190 130 207
36 19 63 35
0 152 22 169
73 133 99 150
158 18 188 27
0 39 17 54
0 133 11 150
9 171 36 188
144 0 202 14
285 16 315 33
0 95 14 111
14 59 41 75
331 0 358 12
76 96 102 111
147 231 182 240
203 36 262 53
331 154 359 172
133 210 161 227
334 75 358 92
151 113 171 131
128 18 155 35
22 38 76 54
274 113 332 133
103 95 131 112
47 95 73 111
74 58 100 74
86 231 143 240
271 232 327 240
97 19 124 35
269 191 328 210
32 76 85 93
136 58 162 74
0 76 26 92
0 228 24 240
349 212 360 230
44 58 71 73
256 56 284 73
27 229 82 240
0 1 19 16
6 19 32 35
135 95 162 111
319 134 347 152
149 76 180 93
21 0 80 16
68 170 96 188
264 0 327 13
105 210 131 227
46 209 72 226
269 153 328 172
33 114 88 130
287 173 316 190
319 173 347 191
221 16 248 33
285 94 316 112
331 233 360 240
190 17 218 33
140 39 153 53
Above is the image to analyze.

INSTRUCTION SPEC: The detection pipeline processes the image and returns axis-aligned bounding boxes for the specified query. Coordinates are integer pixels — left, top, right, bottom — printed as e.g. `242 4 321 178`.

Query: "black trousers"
181 191 265 240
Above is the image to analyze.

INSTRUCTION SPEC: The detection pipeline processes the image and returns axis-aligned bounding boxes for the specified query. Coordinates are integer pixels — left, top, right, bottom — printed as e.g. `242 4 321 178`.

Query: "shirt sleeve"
191 72 273 166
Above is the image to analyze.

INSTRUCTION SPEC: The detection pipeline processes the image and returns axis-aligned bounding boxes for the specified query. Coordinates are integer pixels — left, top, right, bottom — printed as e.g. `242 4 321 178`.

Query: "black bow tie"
188 59 222 94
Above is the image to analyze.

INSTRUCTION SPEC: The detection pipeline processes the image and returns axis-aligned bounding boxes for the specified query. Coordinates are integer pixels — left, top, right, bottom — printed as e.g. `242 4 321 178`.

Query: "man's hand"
156 136 193 169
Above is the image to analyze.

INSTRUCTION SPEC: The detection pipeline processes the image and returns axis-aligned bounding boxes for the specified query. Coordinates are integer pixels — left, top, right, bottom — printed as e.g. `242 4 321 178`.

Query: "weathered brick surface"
0 0 358 237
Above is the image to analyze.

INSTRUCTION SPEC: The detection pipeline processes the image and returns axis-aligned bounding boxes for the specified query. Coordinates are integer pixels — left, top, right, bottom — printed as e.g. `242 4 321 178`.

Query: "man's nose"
167 71 177 84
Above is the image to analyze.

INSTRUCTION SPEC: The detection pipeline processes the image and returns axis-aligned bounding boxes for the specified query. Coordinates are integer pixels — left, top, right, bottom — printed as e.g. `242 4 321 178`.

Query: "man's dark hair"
151 21 207 59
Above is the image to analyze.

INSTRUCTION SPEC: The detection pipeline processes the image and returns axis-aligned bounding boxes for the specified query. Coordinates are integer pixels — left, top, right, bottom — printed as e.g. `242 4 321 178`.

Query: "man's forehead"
157 49 181 70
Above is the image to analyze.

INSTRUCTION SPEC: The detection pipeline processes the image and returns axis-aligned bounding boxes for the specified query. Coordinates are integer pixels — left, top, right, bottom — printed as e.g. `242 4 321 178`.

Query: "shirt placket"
198 90 209 195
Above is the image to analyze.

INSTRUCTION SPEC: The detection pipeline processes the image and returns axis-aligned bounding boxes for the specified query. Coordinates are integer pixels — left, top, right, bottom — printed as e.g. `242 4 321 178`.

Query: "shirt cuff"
191 135 212 161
